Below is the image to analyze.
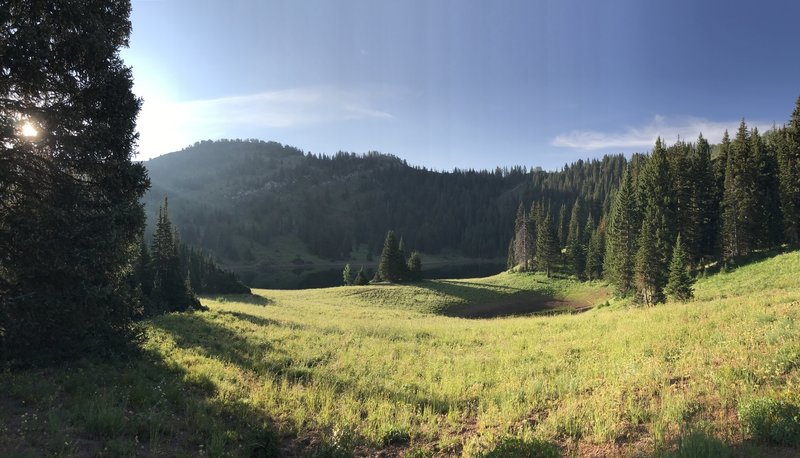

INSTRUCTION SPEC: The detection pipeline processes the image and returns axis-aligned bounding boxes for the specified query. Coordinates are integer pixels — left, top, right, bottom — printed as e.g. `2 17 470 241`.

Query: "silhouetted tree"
0 0 150 362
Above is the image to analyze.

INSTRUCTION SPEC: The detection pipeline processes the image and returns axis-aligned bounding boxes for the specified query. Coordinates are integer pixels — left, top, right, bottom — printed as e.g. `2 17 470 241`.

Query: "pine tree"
722 121 758 259
605 166 639 296
666 234 694 302
0 0 150 360
353 266 368 285
407 251 423 281
635 206 665 305
566 198 585 278
751 128 783 248
557 203 568 250
150 198 199 313
689 134 719 264
378 230 407 282
778 96 800 246
585 217 605 280
342 263 352 286
513 203 529 271
536 209 558 277
506 238 516 270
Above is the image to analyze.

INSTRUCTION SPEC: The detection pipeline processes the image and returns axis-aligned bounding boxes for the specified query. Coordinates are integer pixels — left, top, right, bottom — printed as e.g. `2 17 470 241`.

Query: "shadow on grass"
700 245 794 276
0 340 284 457
200 293 273 306
413 280 584 319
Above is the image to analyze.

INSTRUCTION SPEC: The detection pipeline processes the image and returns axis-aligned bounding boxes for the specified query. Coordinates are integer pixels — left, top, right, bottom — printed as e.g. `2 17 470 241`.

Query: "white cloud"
134 86 394 159
551 115 776 151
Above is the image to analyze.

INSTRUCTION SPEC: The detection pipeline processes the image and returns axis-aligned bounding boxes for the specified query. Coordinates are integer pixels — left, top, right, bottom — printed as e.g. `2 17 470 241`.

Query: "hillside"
143 139 626 288
3 250 799 456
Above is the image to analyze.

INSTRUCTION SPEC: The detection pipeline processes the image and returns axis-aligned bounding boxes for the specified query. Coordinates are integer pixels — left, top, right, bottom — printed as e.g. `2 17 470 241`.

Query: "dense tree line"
603 98 800 304
507 97 800 306
144 142 626 283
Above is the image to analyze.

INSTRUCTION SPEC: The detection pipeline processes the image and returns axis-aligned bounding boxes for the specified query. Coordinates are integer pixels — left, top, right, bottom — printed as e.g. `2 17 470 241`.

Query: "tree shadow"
200 293 272 306
412 280 583 319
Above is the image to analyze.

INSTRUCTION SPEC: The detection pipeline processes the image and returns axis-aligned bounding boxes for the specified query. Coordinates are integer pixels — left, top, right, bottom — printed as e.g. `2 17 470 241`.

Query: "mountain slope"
143 139 626 288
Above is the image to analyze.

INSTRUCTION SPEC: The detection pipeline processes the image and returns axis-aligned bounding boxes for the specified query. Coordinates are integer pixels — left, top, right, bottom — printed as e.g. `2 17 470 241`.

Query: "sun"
20 121 38 138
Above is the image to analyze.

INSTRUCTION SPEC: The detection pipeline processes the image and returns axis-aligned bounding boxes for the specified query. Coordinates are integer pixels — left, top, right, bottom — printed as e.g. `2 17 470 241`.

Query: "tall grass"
1 251 799 456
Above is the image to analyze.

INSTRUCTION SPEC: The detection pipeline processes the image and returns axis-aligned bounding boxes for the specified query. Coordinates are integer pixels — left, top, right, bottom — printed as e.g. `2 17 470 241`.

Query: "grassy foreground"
2 252 800 456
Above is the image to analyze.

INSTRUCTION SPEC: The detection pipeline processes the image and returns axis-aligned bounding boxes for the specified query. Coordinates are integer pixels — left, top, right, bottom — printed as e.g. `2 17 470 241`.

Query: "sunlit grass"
2 252 799 456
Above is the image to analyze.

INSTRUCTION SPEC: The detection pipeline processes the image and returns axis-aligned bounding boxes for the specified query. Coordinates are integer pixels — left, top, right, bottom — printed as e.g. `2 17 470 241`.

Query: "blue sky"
122 0 800 170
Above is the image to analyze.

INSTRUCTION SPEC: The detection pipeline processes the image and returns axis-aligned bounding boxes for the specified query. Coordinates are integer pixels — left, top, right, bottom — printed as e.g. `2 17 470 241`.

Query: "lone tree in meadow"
378 230 407 282
666 234 694 302
353 266 368 285
407 251 423 282
0 0 150 361
342 263 352 286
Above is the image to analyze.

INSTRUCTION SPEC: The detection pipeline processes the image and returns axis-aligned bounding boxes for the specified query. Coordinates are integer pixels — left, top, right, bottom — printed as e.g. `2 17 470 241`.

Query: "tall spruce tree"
150 198 199 313
751 128 783 248
0 0 150 361
635 206 665 305
513 203 530 271
689 134 720 263
585 217 605 280
536 209 558 277
378 230 406 282
778 97 800 246
605 166 639 296
722 121 758 259
506 238 516 270
666 234 694 302
566 198 585 278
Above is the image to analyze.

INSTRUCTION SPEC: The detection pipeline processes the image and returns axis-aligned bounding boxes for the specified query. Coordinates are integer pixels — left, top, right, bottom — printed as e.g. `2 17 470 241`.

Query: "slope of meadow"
2 252 800 456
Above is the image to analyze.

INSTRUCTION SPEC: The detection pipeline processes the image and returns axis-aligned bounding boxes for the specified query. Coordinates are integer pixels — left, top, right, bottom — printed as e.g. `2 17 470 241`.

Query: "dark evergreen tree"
536 209 558 277
506 238 516 270
513 203 529 271
635 206 665 305
585 217 605 280
778 97 800 245
566 198 585 278
353 266 368 285
150 198 199 313
407 252 423 281
557 203 568 250
378 230 407 282
0 0 150 362
751 128 783 248
178 243 249 295
689 134 720 263
666 234 694 302
722 121 758 259
605 166 639 296
342 263 352 286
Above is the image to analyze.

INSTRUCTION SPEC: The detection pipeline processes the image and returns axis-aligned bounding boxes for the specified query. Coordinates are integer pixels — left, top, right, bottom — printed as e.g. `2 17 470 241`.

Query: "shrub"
738 397 800 446
667 431 731 457
480 437 560 458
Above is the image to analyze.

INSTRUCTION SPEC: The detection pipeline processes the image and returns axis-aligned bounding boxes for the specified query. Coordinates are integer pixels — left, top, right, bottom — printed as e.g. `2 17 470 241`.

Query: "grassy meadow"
2 252 800 456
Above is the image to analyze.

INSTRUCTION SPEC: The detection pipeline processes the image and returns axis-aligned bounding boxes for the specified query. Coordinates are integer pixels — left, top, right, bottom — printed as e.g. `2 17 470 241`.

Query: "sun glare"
20 122 38 138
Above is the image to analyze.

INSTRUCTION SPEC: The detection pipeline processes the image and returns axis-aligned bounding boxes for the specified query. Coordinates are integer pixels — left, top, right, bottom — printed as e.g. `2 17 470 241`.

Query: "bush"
480 437 560 458
738 397 800 446
667 431 730 457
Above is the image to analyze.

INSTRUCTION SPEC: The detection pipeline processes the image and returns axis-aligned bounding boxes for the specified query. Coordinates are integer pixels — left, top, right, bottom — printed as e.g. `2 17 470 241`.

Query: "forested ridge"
143 139 626 286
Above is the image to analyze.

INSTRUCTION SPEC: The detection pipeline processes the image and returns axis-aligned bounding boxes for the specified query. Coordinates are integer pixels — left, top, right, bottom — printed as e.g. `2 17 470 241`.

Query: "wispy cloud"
135 86 395 158
552 115 776 151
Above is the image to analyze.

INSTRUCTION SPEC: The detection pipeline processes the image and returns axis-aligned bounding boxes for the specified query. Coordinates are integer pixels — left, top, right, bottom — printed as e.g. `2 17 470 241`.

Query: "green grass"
2 252 800 456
